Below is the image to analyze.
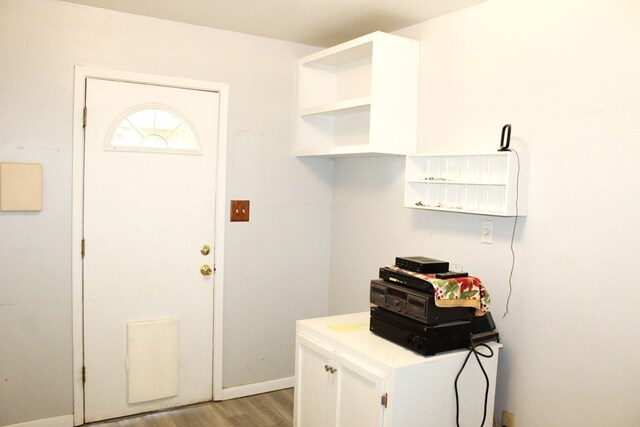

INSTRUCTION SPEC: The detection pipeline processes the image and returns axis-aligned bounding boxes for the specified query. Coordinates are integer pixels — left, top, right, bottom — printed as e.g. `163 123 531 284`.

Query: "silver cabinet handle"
324 364 337 374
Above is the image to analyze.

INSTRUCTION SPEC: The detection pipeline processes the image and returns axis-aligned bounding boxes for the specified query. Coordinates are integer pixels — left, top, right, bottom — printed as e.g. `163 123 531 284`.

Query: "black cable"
502 148 520 319
455 339 495 427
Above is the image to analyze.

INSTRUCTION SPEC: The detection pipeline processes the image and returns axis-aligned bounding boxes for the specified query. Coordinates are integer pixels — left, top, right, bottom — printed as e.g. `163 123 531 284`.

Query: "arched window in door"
106 105 201 154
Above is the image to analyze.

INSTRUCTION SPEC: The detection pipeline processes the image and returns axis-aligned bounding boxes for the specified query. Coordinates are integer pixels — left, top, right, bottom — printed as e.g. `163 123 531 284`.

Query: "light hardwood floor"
84 388 294 427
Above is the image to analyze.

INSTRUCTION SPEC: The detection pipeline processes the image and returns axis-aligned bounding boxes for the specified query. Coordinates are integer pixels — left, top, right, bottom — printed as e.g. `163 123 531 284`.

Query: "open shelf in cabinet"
299 96 371 117
296 31 419 157
404 152 528 216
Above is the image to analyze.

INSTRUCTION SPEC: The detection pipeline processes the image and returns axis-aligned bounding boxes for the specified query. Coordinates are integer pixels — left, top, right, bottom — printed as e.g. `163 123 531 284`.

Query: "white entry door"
83 78 219 422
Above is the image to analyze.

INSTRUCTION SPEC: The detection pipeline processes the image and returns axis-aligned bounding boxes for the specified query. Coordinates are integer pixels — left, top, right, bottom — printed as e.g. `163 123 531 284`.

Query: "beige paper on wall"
0 163 42 212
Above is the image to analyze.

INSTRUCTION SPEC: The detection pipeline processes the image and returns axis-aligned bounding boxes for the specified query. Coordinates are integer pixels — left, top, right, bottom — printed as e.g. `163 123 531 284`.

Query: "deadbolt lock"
200 264 213 276
201 245 211 256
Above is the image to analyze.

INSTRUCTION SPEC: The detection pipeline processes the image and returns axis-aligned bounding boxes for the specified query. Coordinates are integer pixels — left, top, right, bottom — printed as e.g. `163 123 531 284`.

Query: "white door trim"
71 66 228 426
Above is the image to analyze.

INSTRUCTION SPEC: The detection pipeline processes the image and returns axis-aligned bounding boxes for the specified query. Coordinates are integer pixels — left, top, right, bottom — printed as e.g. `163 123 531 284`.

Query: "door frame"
71 66 229 425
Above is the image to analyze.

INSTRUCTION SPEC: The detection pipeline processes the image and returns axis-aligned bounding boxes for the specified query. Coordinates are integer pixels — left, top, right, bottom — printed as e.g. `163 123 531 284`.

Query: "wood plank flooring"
85 388 294 427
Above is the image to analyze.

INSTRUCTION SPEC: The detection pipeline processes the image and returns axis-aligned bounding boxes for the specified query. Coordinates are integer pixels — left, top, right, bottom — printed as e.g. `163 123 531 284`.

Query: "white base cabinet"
296 335 386 427
294 312 501 427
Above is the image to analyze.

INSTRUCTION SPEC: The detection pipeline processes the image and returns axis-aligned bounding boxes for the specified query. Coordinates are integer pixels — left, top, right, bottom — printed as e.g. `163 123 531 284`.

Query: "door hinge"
381 393 388 408
81 239 85 258
82 366 86 384
83 106 88 128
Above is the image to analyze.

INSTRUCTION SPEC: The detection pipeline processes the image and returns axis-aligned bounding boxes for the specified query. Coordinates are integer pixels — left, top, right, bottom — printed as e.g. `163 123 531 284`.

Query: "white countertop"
296 311 502 370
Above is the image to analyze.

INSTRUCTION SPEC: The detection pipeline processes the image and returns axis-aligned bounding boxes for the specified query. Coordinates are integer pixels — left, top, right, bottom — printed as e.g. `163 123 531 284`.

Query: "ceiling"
60 0 487 47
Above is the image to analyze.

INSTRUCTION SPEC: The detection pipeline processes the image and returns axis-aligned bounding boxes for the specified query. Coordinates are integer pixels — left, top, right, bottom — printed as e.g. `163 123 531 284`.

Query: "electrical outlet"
502 410 516 427
230 200 250 222
451 264 463 273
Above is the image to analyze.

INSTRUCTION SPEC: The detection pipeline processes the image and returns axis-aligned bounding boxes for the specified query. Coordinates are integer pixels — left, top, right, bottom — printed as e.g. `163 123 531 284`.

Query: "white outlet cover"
481 220 493 244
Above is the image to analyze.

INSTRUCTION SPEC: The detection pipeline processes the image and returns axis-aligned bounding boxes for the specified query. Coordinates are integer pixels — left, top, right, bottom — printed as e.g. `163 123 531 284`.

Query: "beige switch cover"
0 163 43 212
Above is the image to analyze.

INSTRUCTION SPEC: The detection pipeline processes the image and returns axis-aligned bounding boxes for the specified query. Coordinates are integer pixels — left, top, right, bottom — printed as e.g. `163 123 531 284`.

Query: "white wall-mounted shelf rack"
404 151 529 216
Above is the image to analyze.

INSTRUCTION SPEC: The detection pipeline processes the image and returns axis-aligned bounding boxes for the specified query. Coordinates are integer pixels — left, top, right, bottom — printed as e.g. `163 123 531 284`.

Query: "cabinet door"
334 353 386 427
295 336 335 427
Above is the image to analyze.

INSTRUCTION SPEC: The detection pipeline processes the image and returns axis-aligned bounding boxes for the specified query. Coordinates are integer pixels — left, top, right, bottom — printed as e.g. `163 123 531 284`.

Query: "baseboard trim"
4 414 73 427
219 376 295 401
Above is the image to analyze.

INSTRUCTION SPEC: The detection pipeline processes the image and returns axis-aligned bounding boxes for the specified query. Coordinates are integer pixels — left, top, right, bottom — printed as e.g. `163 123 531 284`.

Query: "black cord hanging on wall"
499 122 520 319
498 124 511 151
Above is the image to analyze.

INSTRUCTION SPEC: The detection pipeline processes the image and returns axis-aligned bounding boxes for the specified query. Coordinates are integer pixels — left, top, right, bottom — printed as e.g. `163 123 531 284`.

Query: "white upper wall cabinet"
295 31 420 157
405 152 529 216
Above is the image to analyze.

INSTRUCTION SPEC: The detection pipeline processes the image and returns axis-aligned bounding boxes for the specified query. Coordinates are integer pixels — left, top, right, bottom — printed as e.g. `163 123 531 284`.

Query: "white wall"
5 0 640 425
329 0 640 425
0 0 331 424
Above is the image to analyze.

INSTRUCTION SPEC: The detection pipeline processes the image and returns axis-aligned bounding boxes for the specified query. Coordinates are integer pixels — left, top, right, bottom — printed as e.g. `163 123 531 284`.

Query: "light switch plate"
481 220 493 244
230 200 250 222
0 163 43 212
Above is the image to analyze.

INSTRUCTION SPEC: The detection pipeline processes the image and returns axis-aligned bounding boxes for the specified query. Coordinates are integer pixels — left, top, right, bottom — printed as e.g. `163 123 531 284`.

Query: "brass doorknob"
201 245 211 255
200 264 213 276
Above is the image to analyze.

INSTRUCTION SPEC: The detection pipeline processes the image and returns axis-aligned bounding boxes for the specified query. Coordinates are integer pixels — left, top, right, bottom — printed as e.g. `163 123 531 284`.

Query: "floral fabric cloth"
386 266 491 316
